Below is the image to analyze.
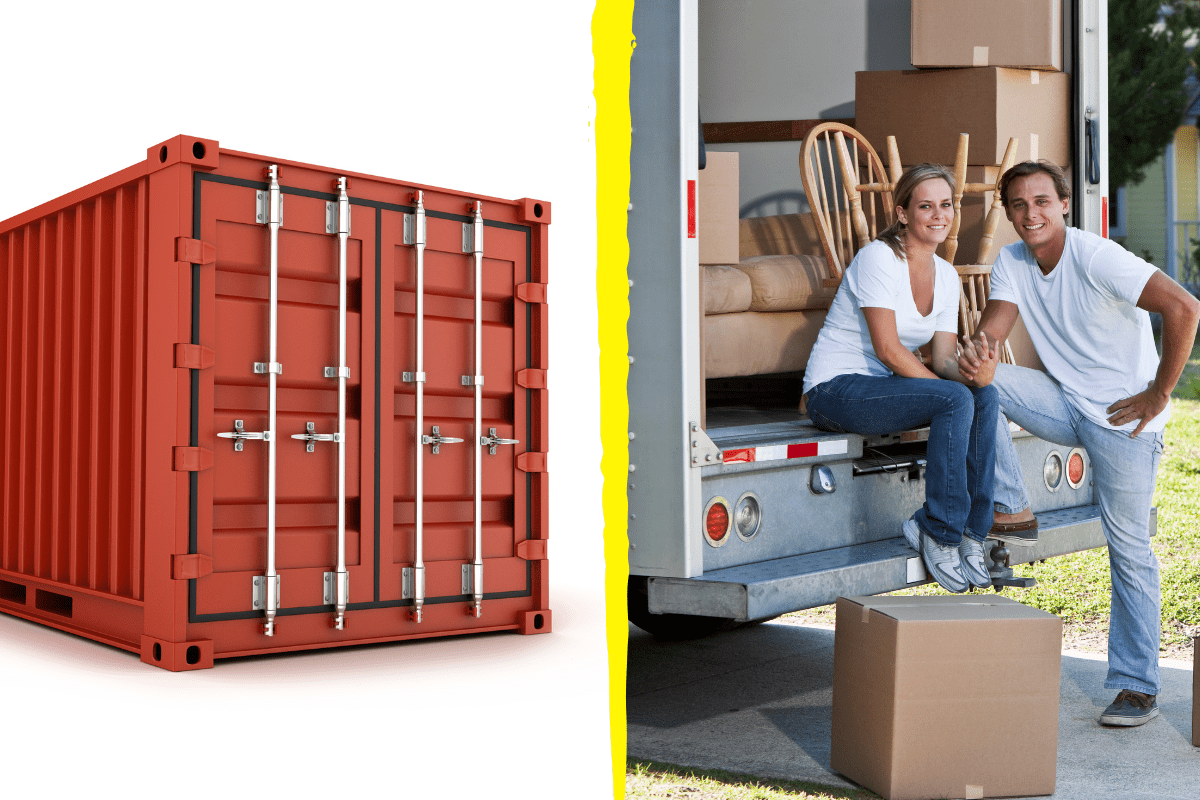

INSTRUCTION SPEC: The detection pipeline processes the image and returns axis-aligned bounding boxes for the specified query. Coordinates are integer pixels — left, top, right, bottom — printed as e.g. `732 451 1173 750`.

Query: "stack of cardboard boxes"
855 0 1068 267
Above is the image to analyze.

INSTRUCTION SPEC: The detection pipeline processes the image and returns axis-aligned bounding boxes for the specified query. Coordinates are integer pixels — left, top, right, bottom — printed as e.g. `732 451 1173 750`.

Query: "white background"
0 2 610 797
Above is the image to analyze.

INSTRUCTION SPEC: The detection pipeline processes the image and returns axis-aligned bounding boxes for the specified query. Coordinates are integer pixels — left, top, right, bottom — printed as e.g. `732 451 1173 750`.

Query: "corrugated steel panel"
0 135 550 669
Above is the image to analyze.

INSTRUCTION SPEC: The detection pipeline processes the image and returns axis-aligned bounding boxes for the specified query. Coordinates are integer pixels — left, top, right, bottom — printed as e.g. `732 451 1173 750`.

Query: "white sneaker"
920 530 969 594
958 536 992 589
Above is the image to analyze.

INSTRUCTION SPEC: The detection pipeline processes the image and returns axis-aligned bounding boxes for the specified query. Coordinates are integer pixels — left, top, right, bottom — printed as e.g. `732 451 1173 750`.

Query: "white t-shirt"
803 240 960 393
989 227 1166 433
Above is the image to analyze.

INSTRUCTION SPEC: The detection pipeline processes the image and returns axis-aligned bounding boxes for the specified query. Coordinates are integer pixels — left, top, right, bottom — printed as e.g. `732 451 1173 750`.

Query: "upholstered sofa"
702 212 834 379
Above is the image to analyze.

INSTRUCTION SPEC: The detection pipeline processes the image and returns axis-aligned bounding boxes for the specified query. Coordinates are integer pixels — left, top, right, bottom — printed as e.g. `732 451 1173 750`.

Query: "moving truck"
627 0 1114 636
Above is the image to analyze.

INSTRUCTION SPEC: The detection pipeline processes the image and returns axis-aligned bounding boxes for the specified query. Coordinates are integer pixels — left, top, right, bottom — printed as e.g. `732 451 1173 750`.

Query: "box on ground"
855 68 1069 167
832 595 1062 800
912 0 1062 71
1193 636 1199 747
699 151 740 265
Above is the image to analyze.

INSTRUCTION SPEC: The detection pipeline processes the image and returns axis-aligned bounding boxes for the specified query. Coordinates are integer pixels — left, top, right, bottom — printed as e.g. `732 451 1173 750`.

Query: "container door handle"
480 428 519 456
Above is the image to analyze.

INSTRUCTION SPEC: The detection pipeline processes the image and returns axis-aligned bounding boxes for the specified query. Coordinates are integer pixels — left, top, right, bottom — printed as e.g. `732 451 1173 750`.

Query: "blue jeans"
807 373 998 547
992 363 1163 695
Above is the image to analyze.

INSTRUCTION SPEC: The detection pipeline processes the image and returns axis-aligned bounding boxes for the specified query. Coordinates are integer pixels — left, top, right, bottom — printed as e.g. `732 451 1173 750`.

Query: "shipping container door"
191 174 374 624
382 201 533 618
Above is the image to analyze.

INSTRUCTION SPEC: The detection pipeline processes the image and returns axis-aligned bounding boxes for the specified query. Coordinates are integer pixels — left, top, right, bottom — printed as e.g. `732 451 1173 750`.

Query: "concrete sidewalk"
627 620 1199 800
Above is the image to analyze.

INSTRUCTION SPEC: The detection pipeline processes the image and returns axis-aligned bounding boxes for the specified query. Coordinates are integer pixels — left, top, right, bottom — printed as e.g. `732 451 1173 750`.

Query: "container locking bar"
465 201 486 617
410 191 429 622
257 165 283 635
327 177 352 629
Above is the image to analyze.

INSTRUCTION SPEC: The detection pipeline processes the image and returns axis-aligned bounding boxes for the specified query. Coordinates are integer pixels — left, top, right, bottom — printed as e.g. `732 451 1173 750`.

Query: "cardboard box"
912 0 1062 71
916 164 1022 265
699 151 740 265
855 68 1069 167
832 596 1062 800
1193 636 1199 747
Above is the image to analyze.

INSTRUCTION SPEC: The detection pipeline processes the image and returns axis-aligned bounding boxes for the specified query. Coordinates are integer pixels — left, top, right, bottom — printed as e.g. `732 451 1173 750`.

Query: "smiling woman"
802 163 1002 595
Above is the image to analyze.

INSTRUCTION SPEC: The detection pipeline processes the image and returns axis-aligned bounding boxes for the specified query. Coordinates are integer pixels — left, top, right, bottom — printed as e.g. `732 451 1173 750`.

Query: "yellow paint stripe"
592 2 634 798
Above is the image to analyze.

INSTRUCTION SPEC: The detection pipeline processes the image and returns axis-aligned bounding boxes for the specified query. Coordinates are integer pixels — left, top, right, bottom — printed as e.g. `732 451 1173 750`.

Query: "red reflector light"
707 503 729 540
1067 451 1085 487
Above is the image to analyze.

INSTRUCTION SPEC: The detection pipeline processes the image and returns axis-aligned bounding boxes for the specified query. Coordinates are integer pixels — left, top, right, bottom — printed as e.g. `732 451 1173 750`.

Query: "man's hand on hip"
1106 380 1168 438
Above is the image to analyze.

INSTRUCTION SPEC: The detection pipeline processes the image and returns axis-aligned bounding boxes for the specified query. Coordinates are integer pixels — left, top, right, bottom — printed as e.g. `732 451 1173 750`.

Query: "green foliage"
1110 0 1200 190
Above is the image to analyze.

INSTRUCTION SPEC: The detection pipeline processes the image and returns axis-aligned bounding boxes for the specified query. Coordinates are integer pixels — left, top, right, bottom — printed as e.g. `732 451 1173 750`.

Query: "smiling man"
959 160 1200 727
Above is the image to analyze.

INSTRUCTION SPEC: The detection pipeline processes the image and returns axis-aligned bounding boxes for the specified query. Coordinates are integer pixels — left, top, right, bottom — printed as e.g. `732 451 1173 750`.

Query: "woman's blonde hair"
876 163 956 260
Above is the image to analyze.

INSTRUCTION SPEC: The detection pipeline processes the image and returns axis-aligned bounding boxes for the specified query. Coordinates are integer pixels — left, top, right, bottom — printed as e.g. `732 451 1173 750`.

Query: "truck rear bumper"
647 504 1122 621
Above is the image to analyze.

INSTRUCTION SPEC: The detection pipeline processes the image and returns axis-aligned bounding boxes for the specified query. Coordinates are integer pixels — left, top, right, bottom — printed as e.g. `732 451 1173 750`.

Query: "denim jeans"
807 373 998 547
992 363 1163 695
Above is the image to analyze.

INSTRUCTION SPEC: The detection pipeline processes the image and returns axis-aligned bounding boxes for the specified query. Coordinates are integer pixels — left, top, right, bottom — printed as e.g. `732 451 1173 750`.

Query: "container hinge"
323 569 350 607
291 421 340 453
174 343 216 370
252 574 281 612
461 562 485 607
217 420 270 451
689 422 722 467
422 425 463 455
516 452 548 473
515 540 548 561
172 553 214 580
480 427 519 456
173 446 214 472
255 190 282 225
175 237 217 265
516 368 547 389
516 282 548 304
325 201 351 236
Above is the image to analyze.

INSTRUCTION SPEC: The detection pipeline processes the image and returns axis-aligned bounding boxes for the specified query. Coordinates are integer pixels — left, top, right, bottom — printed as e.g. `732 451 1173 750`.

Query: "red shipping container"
0 135 551 670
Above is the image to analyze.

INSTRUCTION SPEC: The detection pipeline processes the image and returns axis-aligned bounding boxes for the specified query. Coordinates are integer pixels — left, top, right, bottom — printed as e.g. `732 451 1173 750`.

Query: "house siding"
1121 151 1167 269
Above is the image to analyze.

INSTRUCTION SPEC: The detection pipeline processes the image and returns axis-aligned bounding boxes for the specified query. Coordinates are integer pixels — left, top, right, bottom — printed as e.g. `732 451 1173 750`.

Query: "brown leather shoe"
989 516 1038 545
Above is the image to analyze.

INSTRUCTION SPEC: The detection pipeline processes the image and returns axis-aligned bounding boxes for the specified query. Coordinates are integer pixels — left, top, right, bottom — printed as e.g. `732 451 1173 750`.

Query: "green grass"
626 760 880 800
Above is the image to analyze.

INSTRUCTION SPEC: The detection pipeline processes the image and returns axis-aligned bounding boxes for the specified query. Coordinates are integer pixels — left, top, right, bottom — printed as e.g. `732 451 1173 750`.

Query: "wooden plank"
703 119 855 144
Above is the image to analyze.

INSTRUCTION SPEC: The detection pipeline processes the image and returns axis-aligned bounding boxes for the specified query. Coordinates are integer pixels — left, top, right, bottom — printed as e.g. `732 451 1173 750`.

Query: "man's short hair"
998 160 1071 208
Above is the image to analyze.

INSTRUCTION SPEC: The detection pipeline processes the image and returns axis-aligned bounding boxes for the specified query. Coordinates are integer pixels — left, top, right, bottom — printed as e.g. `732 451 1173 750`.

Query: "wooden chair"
945 134 1020 266
799 122 901 287
945 133 1019 365
957 264 1016 365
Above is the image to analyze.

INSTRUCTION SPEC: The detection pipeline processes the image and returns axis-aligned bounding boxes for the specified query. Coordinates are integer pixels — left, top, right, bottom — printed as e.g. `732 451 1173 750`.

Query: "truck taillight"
703 497 732 547
1066 448 1086 489
734 492 762 541
1043 451 1063 492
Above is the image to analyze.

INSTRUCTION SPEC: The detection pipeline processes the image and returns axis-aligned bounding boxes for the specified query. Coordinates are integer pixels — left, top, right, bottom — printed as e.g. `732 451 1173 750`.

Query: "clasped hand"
956 331 1000 386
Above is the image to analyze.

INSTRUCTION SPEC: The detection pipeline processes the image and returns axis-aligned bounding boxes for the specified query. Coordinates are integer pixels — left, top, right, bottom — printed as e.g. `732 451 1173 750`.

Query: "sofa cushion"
703 264 753 315
739 213 826 260
705 310 827 378
735 254 836 312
